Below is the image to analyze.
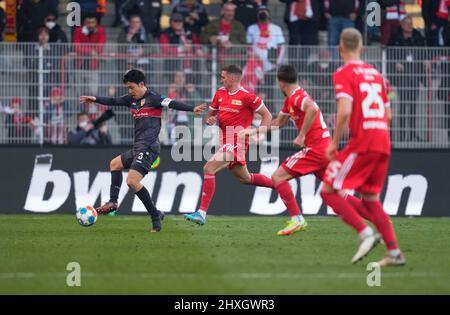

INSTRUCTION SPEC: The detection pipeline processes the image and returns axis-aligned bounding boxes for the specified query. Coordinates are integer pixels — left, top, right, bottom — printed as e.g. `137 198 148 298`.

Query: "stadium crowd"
0 0 449 145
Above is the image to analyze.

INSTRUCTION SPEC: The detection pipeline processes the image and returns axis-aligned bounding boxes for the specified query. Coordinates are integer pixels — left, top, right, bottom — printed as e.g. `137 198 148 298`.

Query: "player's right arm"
270 113 290 129
79 95 130 106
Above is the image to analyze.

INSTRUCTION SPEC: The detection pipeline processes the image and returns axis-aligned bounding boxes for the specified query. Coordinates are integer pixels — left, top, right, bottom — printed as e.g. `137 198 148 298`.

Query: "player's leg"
344 193 374 222
96 152 128 215
126 169 164 232
360 154 405 266
184 151 231 225
271 166 307 236
229 163 273 188
320 154 381 263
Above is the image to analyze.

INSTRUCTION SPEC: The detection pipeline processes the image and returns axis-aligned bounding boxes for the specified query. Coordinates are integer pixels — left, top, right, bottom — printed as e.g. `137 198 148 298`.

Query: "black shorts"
120 147 159 176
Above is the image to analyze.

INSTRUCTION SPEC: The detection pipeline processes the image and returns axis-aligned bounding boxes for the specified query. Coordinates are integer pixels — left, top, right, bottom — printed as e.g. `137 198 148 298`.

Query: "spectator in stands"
223 0 267 30
172 0 209 35
246 6 285 104
201 2 246 65
17 0 56 42
73 14 107 96
117 14 149 71
43 87 68 144
279 0 322 45
0 4 5 42
68 112 112 145
121 0 162 40
422 0 450 46
3 97 35 144
380 0 406 46
324 0 358 46
388 15 426 142
165 71 200 144
159 12 202 79
25 27 60 111
305 48 336 113
44 11 68 43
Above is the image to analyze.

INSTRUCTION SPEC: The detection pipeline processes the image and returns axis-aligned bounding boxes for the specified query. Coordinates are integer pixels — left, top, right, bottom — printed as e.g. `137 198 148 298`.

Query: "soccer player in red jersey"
320 28 405 266
184 64 273 225
243 65 331 236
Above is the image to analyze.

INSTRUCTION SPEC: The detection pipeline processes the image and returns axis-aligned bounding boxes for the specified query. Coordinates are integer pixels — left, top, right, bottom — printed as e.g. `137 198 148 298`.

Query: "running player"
320 28 405 266
80 69 206 232
242 65 331 236
183 64 273 225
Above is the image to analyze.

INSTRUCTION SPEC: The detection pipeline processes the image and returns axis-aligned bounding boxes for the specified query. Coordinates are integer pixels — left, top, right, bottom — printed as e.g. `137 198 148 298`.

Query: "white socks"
359 226 374 240
197 210 207 219
291 215 305 223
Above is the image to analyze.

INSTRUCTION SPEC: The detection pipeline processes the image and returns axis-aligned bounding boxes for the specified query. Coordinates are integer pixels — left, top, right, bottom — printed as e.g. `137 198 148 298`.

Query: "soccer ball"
76 206 98 227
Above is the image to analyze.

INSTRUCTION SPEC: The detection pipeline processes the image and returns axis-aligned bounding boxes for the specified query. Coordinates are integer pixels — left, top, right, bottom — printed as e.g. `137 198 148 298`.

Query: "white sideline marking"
0 271 445 279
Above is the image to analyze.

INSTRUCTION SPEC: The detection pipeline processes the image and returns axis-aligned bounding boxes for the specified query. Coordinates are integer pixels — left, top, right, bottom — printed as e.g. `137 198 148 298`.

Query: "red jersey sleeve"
210 91 219 110
292 92 313 112
333 69 354 101
246 93 264 111
280 98 290 115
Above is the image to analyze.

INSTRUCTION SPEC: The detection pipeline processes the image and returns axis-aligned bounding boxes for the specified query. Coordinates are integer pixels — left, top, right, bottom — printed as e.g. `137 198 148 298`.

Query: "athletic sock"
250 173 274 188
109 170 122 203
359 226 375 240
345 194 373 222
199 173 216 212
198 210 207 219
135 186 158 218
320 191 367 233
362 200 399 251
274 181 301 216
291 215 305 223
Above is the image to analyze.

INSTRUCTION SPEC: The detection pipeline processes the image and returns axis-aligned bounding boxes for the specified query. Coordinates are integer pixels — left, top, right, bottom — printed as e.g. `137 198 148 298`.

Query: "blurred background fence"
0 42 448 148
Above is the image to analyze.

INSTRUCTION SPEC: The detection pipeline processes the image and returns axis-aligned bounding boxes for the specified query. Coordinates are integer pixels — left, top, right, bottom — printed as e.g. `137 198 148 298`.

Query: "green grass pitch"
1 214 450 294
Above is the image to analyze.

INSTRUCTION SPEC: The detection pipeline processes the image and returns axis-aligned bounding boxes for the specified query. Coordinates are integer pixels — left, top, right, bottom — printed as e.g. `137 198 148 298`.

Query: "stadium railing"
0 43 448 149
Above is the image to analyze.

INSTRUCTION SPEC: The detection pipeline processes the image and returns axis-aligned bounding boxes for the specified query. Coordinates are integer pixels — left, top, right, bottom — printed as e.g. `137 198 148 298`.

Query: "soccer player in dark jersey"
79 69 206 232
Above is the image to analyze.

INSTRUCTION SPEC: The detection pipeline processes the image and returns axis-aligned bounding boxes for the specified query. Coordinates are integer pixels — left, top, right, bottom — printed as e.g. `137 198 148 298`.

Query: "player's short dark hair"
123 69 146 85
277 65 298 84
222 64 242 77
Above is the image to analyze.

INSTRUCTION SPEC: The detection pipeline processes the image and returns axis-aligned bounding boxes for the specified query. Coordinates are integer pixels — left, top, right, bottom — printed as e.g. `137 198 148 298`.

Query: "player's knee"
271 174 280 186
203 164 215 175
237 175 251 185
110 158 122 171
126 177 138 190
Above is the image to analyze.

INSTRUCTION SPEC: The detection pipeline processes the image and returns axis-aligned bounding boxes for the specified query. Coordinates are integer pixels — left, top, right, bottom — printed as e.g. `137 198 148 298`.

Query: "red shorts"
281 147 329 180
218 137 249 168
323 147 390 194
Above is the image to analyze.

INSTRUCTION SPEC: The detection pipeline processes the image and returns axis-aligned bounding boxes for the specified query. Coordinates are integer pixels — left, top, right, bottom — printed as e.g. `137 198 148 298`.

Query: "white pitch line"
0 272 446 280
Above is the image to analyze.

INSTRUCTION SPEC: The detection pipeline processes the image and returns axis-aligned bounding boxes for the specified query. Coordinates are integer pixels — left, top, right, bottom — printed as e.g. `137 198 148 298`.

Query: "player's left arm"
159 96 206 116
238 104 272 138
294 98 318 148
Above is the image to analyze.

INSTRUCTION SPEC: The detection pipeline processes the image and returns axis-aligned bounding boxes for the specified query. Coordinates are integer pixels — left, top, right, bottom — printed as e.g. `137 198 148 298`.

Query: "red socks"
345 194 374 222
274 181 301 216
199 173 216 212
320 191 367 233
250 173 274 188
362 200 399 250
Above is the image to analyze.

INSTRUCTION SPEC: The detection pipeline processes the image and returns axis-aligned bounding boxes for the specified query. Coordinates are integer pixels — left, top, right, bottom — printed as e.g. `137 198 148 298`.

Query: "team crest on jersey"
140 99 146 107
219 98 223 102
231 99 242 106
